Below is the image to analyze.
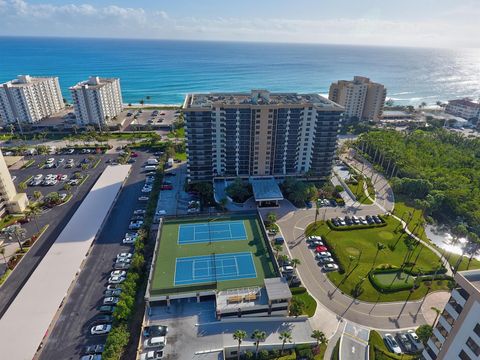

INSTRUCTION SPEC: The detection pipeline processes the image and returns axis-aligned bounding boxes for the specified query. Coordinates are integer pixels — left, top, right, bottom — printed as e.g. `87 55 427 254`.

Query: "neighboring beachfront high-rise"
0 75 64 125
69 76 123 127
445 99 480 121
183 90 343 182
0 150 28 216
329 76 386 122
422 270 480 360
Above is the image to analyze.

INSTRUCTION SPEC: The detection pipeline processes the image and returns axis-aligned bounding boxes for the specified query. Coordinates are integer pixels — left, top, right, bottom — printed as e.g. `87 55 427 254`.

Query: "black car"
274 236 285 245
330 199 337 207
83 344 104 355
372 215 382 224
289 276 301 287
143 325 168 338
344 217 353 225
396 333 415 353
91 315 113 324
97 305 115 314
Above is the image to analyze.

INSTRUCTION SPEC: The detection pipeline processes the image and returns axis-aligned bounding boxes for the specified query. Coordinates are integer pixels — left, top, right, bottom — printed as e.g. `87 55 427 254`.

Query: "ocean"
0 36 479 105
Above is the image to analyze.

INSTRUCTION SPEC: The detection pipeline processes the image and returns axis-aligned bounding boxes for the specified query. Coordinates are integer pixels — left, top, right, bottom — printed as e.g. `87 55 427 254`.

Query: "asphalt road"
0 153 116 318
340 322 369 360
37 151 152 359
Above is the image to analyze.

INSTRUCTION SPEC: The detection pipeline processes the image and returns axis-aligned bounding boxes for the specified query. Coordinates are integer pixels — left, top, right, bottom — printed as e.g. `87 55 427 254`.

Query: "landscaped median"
306 215 450 302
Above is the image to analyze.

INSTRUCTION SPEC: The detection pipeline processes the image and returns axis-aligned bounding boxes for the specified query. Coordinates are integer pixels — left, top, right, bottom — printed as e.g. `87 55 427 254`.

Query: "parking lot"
11 151 106 202
37 151 154 360
124 108 179 131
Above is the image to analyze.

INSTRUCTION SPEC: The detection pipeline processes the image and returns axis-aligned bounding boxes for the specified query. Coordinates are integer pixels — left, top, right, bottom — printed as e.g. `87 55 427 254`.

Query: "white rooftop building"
0 75 64 125
69 76 123 127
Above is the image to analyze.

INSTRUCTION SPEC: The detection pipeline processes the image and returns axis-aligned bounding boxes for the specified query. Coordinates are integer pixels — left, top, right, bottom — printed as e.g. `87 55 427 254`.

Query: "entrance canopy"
250 177 283 206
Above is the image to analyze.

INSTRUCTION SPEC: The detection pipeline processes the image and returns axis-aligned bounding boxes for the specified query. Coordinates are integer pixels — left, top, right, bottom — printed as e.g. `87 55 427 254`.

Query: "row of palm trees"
232 329 327 359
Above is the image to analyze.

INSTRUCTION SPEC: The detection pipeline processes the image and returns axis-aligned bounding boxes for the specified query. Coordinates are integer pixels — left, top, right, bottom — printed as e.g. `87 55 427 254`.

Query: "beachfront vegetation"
306 217 450 302
358 129 480 269
226 178 253 203
281 178 318 207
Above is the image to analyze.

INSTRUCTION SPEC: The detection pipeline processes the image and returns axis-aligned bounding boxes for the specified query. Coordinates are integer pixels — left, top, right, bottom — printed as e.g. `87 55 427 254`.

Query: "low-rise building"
445 99 480 121
0 150 28 216
329 76 386 121
0 75 64 125
70 76 123 127
422 270 480 360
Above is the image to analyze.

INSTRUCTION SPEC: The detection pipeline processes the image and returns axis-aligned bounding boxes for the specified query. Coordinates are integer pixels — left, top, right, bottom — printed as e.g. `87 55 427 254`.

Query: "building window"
459 350 472 360
474 324 480 337
466 337 480 356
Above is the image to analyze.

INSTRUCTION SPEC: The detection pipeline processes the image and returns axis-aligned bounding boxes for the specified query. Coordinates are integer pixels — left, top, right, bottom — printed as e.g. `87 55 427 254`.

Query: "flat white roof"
0 165 131 360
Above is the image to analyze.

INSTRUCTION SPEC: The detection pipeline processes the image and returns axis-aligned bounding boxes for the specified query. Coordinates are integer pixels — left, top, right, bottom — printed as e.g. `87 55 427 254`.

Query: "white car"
46 158 55 164
116 257 131 264
384 334 402 355
155 210 166 216
142 186 152 193
123 237 136 244
187 208 200 214
134 209 146 215
316 251 332 258
140 350 164 360
282 265 294 273
59 193 68 202
117 253 132 259
111 270 126 277
90 324 112 335
144 336 167 349
34 174 43 181
60 175 68 181
108 276 126 284
138 196 149 201
103 297 119 305
323 263 339 272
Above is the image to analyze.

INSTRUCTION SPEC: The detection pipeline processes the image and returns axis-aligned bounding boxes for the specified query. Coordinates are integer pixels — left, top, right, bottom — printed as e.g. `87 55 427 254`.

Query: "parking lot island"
0 165 131 359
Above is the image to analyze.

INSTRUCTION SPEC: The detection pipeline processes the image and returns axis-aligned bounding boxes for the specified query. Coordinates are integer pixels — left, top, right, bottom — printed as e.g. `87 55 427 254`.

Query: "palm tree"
233 330 247 360
267 212 277 225
25 205 41 232
278 254 289 266
372 242 385 268
273 244 283 258
279 331 292 354
291 258 301 268
431 306 442 327
251 330 266 358
11 226 27 251
315 205 320 224
346 255 356 274
33 191 42 202
311 330 328 348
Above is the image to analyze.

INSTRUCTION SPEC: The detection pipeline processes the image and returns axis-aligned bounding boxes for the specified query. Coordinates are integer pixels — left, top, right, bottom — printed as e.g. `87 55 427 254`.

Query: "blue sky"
1 0 479 48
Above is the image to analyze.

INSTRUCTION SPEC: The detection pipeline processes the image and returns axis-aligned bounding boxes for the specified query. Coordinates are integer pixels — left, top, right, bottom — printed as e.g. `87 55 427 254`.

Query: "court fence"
256 209 281 275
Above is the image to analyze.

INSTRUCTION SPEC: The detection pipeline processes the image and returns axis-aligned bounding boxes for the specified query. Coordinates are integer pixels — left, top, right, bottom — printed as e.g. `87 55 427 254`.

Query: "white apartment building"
69 76 123 126
445 99 480 121
0 75 64 125
0 150 28 216
329 76 386 121
422 270 480 360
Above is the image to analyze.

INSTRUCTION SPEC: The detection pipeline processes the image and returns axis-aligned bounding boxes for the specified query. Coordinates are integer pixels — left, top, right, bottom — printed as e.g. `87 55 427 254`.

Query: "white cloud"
0 0 478 48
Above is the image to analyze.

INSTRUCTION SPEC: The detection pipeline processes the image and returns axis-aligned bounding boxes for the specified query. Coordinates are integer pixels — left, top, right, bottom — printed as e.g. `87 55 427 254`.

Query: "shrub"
102 323 129 360
258 350 269 359
290 287 307 295
326 219 387 231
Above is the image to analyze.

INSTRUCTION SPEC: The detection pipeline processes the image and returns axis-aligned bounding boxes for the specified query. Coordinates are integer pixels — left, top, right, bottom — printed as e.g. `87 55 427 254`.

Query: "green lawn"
372 271 415 288
347 176 374 204
447 252 480 272
392 197 429 243
151 214 276 296
175 151 187 161
291 287 317 317
306 216 448 302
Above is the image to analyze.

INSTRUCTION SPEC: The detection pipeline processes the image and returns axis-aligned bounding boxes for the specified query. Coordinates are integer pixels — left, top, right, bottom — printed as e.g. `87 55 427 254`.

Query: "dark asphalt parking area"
37 151 152 360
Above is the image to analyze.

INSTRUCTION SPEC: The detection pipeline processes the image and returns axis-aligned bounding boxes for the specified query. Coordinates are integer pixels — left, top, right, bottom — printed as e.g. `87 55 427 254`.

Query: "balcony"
444 302 460 320
427 339 440 355
451 289 467 308
438 314 453 331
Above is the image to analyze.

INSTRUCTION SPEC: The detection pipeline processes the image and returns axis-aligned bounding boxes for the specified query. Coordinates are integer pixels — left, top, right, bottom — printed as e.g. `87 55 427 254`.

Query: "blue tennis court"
174 252 257 286
178 220 247 244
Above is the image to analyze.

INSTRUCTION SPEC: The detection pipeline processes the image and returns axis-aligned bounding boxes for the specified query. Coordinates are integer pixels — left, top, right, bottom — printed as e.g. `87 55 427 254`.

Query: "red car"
161 185 173 190
315 245 328 253
131 152 138 158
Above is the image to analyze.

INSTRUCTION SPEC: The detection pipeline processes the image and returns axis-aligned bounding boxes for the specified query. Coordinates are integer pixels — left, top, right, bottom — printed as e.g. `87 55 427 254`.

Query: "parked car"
140 350 164 360
317 257 335 264
134 209 146 215
274 236 285 245
406 330 423 350
111 270 126 277
156 210 166 216
117 253 132 260
104 289 122 297
315 246 329 253
106 284 122 291
316 251 332 258
91 315 113 325
144 336 167 349
323 263 339 272
108 276 126 284
103 297 119 305
116 257 131 264
97 305 115 314
83 344 104 355
282 265 294 273
138 196 149 201
161 184 173 190
384 334 402 355
129 221 143 230
144 325 168 338
81 355 102 360
396 333 415 353
90 324 112 335
114 262 131 270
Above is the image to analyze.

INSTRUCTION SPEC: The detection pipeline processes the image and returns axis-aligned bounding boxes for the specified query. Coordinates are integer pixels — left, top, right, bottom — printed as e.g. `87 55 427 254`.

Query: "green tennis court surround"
150 214 277 296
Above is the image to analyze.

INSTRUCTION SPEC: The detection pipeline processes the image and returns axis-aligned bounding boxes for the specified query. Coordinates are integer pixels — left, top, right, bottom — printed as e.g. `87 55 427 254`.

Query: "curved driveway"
260 154 449 330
